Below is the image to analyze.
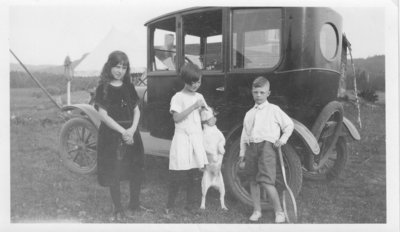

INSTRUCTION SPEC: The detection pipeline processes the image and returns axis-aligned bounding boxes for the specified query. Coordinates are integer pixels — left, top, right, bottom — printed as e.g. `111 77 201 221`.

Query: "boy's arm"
239 127 247 159
276 108 294 146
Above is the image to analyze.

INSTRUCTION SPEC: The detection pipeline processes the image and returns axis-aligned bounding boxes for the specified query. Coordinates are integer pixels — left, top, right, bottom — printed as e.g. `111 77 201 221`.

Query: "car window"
183 10 223 71
231 8 282 70
320 23 338 60
151 17 177 71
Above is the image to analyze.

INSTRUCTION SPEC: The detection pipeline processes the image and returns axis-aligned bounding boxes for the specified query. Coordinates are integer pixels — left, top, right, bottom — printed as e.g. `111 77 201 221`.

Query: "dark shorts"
243 141 276 185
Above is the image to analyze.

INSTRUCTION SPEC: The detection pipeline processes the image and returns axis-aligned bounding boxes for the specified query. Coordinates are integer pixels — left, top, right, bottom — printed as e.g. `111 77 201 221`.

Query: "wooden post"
64 56 73 105
67 81 71 105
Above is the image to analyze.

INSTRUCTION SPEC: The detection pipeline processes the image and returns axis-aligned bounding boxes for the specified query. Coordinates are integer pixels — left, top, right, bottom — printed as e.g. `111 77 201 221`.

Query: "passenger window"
151 18 176 71
183 10 222 71
232 9 282 69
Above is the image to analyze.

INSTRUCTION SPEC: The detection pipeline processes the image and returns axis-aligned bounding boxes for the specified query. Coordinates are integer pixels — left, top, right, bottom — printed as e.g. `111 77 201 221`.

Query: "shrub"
46 86 61 95
31 91 43 98
358 88 378 103
338 94 349 102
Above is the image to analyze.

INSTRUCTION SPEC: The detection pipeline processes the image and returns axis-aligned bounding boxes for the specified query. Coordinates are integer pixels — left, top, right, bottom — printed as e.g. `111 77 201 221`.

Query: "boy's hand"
238 156 245 169
274 139 285 148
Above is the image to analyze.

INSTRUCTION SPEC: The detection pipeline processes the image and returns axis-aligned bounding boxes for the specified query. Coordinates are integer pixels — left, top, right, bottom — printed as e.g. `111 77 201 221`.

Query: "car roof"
144 7 219 26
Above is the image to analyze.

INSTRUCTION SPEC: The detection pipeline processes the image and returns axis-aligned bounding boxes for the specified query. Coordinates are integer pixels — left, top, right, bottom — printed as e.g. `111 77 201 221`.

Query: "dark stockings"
109 183 122 212
109 167 143 212
128 167 143 209
166 169 197 209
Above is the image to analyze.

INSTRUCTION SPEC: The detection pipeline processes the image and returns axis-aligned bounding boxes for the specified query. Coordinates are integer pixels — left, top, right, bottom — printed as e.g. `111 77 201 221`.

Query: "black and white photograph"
2 0 399 231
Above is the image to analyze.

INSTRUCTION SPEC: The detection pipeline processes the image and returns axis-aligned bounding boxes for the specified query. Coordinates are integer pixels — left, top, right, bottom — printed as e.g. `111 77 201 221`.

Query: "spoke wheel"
303 101 346 180
59 117 98 174
223 137 302 210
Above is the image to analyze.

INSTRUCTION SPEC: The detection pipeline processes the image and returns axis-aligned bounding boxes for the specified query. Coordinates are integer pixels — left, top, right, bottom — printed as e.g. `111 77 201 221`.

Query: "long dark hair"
99 50 131 98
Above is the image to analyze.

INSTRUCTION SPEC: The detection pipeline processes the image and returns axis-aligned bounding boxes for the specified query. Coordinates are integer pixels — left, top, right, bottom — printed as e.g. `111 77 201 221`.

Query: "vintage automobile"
59 7 360 210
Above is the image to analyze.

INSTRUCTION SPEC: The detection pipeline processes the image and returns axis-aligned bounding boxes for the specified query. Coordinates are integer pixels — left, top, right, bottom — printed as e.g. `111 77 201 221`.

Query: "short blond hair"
252 76 270 89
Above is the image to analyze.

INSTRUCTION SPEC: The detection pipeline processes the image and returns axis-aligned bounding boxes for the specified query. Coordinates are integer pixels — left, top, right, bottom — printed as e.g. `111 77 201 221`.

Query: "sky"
6 0 391 66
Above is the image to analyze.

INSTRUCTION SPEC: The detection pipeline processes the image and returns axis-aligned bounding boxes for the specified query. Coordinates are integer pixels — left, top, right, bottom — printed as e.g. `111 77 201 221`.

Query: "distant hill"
345 55 385 91
10 53 89 75
350 55 385 76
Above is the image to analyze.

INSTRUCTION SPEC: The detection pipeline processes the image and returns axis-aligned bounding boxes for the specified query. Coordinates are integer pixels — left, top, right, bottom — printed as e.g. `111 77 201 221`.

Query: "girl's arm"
127 105 140 134
98 107 126 135
172 99 204 123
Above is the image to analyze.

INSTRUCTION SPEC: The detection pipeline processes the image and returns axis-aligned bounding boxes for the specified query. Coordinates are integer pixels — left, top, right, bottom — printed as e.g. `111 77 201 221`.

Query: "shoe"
164 207 175 216
162 208 174 220
111 210 127 222
139 205 154 212
128 204 154 213
275 211 286 223
249 211 262 221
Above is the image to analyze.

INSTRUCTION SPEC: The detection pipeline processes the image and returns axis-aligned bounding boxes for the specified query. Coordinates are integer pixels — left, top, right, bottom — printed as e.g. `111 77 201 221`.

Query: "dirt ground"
10 88 387 224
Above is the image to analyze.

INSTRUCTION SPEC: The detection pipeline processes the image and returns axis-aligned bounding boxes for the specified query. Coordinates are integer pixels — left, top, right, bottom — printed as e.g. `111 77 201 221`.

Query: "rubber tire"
303 136 348 181
326 136 348 180
222 137 302 210
59 117 98 174
304 101 344 180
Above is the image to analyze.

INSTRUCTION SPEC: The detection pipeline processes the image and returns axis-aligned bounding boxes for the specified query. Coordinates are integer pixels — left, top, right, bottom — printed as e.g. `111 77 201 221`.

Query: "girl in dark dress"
94 51 145 222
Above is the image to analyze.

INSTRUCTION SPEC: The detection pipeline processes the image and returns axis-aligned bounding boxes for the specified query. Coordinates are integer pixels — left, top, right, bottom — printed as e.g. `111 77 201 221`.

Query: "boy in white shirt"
238 76 294 223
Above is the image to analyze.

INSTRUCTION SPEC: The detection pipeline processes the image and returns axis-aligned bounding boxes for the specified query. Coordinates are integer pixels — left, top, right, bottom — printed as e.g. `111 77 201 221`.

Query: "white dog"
200 108 228 210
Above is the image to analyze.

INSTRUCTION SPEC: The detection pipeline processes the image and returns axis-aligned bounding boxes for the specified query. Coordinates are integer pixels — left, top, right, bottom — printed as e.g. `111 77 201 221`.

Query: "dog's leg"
200 173 208 210
219 174 228 210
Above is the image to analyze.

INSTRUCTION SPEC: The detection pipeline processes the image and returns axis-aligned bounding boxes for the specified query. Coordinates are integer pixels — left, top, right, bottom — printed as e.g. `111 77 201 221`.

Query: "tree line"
344 55 385 92
10 71 98 95
10 55 385 94
10 71 144 95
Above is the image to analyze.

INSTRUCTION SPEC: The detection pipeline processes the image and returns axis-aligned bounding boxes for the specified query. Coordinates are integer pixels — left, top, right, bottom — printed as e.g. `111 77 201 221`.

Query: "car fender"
224 118 320 155
292 118 320 155
136 86 147 103
342 117 361 140
61 104 101 128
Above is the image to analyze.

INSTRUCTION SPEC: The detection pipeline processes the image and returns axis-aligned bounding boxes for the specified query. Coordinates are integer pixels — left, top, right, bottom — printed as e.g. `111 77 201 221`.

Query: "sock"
109 183 122 212
128 167 143 209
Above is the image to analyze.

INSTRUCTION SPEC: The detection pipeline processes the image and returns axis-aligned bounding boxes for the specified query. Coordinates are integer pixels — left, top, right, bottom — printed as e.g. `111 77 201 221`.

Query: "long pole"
10 49 62 109
348 47 362 129
67 81 71 105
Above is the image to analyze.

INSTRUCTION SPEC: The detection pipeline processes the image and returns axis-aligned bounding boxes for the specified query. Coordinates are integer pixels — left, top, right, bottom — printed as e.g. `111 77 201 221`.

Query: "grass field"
10 88 386 224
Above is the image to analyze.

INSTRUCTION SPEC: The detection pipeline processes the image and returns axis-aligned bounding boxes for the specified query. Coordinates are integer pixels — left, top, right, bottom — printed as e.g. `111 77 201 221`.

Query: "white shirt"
239 100 294 157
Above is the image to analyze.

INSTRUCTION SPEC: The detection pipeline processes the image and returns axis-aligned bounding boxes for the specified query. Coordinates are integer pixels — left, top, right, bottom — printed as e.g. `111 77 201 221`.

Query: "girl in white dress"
165 63 209 214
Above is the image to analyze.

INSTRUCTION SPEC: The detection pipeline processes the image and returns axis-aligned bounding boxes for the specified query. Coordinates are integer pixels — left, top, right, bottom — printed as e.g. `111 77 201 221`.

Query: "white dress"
169 91 209 170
